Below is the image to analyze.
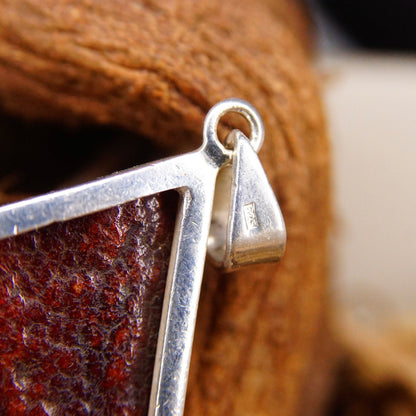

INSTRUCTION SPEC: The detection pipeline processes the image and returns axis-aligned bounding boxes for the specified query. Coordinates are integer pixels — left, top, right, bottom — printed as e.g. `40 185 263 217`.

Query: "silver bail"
208 129 286 271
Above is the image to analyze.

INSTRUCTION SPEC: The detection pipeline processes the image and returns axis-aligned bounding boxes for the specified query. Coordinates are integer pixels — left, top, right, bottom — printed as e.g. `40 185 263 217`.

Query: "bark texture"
0 1 331 415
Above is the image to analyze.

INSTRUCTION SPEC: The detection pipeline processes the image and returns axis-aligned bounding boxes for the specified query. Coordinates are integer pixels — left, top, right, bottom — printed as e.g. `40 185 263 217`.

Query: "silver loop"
203 98 265 154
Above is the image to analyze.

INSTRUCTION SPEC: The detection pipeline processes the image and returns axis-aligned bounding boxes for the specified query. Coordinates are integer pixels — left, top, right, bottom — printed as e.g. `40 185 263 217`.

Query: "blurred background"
309 1 416 414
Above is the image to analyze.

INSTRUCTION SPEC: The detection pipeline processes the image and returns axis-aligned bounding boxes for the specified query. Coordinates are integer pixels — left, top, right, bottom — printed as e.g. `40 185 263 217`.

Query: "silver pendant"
0 98 286 416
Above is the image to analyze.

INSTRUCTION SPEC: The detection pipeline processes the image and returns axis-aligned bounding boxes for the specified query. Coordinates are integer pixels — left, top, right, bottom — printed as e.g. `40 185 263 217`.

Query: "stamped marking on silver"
243 202 259 230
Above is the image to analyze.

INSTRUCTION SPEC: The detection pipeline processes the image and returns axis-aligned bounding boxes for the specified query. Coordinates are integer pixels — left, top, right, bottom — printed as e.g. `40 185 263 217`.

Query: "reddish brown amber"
0 192 177 415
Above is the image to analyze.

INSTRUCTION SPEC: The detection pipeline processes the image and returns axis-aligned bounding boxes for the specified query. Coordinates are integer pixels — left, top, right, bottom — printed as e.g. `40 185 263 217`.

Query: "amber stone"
0 192 177 416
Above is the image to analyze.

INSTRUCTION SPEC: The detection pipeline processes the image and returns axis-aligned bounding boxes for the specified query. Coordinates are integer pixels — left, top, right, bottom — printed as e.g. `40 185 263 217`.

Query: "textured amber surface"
0 192 177 415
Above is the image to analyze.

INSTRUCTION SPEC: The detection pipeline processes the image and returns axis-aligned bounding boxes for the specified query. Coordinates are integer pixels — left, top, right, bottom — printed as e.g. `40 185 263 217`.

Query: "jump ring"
203 98 264 154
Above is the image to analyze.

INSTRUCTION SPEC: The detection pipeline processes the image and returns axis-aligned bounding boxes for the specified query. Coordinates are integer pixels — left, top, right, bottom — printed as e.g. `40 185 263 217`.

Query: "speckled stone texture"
0 192 177 416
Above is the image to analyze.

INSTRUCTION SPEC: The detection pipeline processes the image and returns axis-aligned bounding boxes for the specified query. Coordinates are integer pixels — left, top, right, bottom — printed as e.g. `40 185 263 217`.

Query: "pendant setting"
0 98 286 416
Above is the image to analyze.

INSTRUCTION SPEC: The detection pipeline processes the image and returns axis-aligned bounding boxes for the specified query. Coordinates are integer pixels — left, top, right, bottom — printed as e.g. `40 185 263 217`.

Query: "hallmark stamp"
243 202 259 230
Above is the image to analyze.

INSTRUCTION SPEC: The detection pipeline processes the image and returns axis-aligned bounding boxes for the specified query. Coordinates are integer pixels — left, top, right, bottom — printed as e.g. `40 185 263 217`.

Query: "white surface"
320 54 416 312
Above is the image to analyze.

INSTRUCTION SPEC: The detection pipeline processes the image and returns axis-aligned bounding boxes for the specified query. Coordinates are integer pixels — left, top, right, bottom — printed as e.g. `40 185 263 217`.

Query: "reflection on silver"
0 98 286 416
207 129 286 271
